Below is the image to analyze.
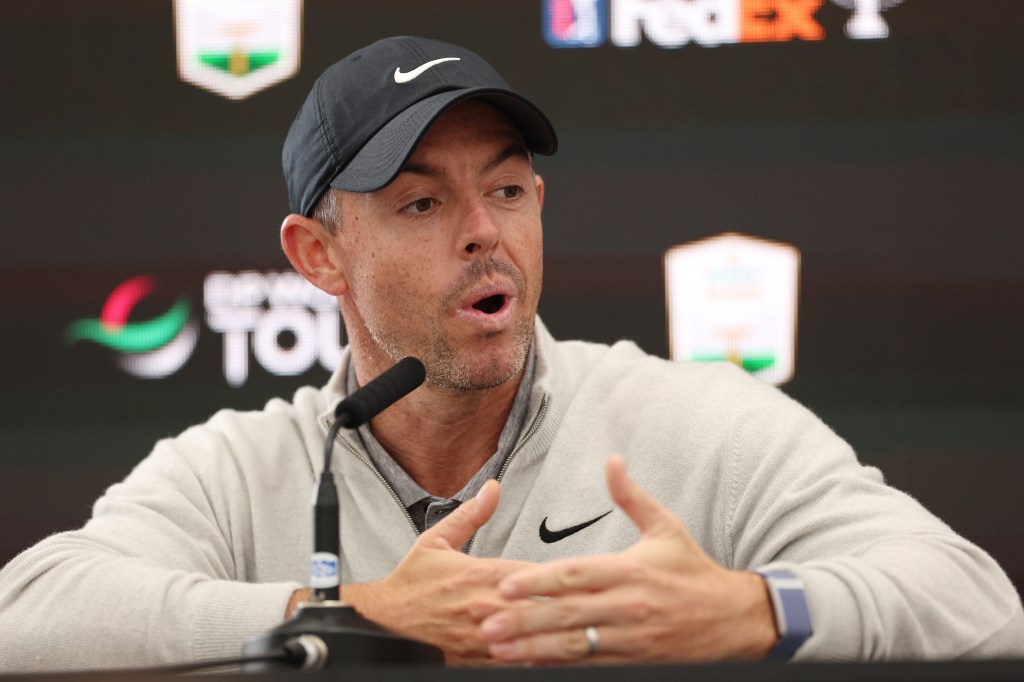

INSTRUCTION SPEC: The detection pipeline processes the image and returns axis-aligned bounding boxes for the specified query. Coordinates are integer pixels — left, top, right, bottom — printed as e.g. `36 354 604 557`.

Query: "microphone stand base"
242 601 444 671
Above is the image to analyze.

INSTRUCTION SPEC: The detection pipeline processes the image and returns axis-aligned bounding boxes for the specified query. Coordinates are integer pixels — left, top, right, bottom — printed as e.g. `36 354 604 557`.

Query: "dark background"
1 1 1022 596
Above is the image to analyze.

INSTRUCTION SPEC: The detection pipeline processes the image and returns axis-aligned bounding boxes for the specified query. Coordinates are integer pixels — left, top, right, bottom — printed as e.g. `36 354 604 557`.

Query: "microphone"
314 356 426 602
333 355 426 428
243 356 442 671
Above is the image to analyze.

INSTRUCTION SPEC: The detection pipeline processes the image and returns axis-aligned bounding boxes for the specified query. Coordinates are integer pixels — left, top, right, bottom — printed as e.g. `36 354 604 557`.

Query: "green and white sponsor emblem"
665 233 800 386
174 0 302 100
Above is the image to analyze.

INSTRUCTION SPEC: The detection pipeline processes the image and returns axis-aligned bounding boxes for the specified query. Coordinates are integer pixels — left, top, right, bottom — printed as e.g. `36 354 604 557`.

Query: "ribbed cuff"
190 580 304 661
755 562 863 662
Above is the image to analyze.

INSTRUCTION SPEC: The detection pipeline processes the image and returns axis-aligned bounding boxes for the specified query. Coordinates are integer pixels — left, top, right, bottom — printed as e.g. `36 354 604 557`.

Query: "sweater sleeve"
0 426 305 672
723 375 1024 660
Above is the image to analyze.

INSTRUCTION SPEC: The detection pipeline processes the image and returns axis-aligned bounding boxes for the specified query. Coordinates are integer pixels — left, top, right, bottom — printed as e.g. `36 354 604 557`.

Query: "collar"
315 316 556 473
349 345 537 507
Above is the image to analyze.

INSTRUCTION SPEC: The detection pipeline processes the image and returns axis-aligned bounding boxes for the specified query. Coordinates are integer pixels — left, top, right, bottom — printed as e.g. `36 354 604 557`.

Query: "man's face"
332 100 544 391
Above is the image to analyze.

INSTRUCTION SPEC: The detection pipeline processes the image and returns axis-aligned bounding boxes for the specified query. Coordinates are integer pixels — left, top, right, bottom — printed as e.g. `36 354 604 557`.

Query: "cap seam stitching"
314 77 342 210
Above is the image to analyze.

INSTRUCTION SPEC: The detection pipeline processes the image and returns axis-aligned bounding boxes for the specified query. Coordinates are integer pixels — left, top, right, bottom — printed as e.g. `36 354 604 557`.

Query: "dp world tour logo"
64 276 199 379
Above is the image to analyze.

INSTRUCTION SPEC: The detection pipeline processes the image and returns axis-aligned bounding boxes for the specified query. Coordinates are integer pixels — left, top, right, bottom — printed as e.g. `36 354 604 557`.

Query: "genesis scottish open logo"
174 0 302 100
64 276 199 379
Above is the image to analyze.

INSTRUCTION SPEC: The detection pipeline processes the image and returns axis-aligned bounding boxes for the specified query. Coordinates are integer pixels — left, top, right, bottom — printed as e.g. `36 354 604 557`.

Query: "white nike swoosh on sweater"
393 57 461 84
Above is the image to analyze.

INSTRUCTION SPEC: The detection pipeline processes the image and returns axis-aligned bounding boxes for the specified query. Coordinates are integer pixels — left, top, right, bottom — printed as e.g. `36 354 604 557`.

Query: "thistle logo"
664 233 800 386
64 276 199 379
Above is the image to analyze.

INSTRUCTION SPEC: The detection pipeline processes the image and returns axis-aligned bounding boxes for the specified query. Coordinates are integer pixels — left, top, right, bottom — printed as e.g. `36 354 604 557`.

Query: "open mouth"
472 294 506 315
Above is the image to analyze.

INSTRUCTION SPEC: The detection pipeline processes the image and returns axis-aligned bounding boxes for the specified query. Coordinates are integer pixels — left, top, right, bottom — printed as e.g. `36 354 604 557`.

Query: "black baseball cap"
283 36 558 217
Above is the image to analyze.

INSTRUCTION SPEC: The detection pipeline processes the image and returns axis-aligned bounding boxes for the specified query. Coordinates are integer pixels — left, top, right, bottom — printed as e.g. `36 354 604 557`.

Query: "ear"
280 214 349 296
534 174 545 211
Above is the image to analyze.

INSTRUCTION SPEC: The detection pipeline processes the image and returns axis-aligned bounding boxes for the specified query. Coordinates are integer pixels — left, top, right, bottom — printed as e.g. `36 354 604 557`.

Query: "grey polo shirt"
348 348 536 533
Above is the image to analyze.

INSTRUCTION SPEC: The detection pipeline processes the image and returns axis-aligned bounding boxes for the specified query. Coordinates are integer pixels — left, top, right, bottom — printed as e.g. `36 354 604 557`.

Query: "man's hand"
341 480 533 665
285 587 312 619
479 455 779 664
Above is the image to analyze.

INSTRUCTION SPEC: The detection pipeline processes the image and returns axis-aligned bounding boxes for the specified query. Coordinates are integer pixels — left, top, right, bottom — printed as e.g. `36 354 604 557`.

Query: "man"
0 36 1021 671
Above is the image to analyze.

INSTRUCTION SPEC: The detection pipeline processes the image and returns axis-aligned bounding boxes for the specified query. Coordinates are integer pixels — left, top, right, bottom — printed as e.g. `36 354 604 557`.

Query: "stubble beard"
368 257 537 392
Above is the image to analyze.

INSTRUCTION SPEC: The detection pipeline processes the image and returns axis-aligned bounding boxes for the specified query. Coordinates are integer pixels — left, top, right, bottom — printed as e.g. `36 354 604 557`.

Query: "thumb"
606 455 677 537
418 479 500 551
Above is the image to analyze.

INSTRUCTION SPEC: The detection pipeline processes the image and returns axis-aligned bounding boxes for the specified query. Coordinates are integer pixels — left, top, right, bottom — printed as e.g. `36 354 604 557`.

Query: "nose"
459 200 501 259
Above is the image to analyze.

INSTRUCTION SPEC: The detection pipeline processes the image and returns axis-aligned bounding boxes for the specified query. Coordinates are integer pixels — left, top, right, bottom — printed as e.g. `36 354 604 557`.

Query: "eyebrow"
398 143 532 179
483 143 531 172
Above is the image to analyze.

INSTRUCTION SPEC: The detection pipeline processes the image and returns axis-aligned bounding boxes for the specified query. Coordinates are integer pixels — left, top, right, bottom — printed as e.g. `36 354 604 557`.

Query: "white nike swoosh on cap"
393 57 461 84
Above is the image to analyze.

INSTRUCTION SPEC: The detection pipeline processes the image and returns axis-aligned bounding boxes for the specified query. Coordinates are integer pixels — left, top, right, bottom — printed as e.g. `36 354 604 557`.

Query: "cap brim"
329 87 557 193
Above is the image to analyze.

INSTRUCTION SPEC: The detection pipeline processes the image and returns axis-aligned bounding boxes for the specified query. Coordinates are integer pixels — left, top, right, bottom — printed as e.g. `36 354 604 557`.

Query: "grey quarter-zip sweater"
0 319 1021 671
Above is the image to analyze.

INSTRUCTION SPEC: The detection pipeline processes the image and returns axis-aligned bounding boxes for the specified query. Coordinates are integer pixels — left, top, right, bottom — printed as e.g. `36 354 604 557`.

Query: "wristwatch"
756 569 813 661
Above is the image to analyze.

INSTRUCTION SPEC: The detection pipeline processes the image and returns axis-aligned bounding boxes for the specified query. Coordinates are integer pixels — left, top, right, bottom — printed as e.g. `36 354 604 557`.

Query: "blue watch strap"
757 569 812 661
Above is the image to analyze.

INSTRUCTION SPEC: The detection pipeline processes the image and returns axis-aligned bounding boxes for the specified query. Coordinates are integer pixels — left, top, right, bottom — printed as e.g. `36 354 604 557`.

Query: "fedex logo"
543 0 902 48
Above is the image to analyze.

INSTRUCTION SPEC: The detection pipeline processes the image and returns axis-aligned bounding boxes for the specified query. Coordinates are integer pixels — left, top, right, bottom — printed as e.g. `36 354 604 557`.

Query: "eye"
402 197 437 215
494 185 523 200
